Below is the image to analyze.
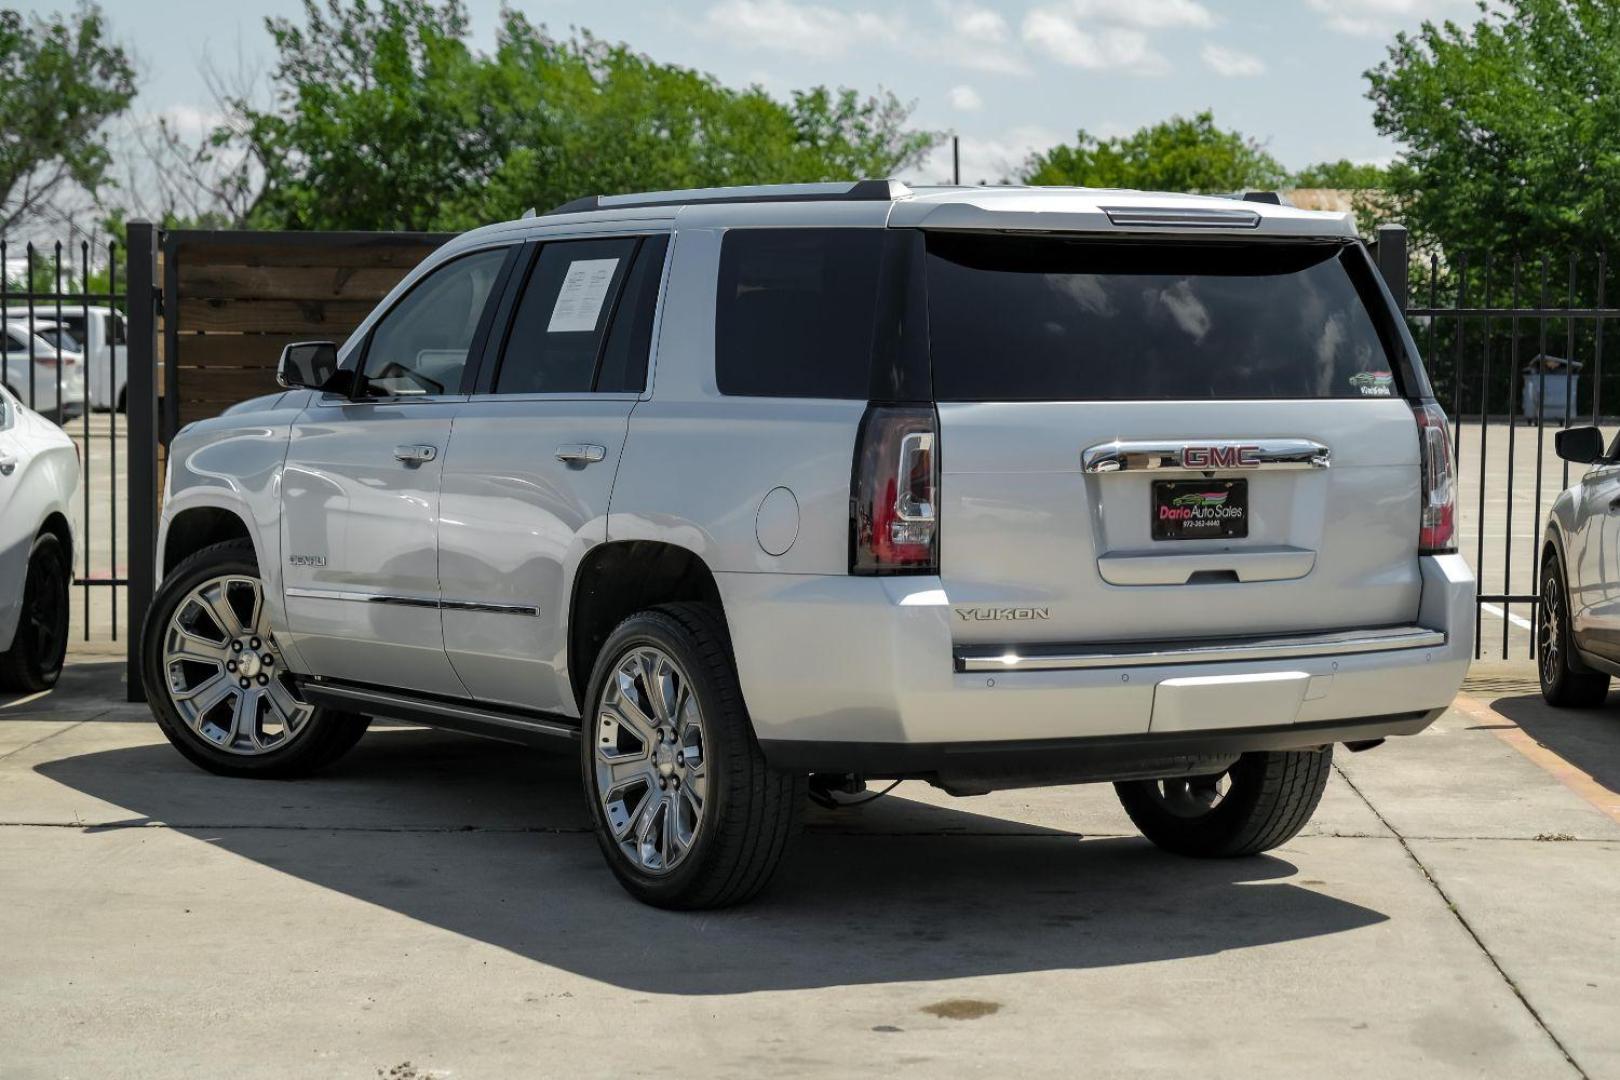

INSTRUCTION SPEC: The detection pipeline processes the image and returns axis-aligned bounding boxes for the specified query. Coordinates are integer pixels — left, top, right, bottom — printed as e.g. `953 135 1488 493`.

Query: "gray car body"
156 184 1475 771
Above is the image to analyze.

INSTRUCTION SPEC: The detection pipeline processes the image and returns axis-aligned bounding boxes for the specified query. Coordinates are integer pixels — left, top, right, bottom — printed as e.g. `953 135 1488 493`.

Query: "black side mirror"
276 341 338 390
1555 425 1607 465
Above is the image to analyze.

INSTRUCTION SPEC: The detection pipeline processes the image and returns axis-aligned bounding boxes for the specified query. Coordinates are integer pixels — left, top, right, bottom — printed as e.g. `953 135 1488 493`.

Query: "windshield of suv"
925 234 1399 401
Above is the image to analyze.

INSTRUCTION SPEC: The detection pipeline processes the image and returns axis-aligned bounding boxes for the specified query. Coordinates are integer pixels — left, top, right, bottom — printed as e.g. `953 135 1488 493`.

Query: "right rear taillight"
851 405 938 574
1414 401 1456 554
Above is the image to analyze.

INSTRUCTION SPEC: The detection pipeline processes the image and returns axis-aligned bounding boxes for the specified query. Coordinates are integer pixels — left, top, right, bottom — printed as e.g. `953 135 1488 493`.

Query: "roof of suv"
531 179 1357 240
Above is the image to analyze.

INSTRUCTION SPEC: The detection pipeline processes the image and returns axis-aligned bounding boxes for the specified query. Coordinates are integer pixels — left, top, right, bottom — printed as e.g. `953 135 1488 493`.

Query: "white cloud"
1064 0 1215 29
1023 9 1170 75
703 0 903 58
930 2 1028 75
910 124 1066 185
948 84 984 111
1304 0 1469 37
1201 42 1265 77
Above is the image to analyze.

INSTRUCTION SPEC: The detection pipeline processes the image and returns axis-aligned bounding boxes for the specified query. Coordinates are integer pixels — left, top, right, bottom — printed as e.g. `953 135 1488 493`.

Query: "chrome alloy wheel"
594 646 709 874
1540 571 1564 688
1151 772 1233 818
161 575 312 755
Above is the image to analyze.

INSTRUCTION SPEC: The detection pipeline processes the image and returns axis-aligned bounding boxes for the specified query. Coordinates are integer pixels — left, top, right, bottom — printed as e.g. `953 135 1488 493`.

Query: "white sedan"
0 383 78 691
1 324 84 423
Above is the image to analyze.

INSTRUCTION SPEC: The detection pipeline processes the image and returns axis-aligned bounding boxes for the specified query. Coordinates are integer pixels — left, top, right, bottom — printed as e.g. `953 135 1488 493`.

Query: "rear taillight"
851 405 938 574
1414 401 1456 554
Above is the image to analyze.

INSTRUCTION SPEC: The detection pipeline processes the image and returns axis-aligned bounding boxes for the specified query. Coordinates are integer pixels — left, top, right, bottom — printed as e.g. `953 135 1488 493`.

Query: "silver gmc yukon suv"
143 180 1475 908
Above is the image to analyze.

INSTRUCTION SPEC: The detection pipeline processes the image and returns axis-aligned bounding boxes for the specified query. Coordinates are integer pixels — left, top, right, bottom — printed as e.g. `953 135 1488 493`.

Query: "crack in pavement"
0 718 97 763
1333 761 1591 1080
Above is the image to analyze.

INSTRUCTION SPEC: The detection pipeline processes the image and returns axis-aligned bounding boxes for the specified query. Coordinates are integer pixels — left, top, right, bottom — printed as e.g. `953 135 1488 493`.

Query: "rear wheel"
1539 553 1609 707
1115 748 1332 858
581 603 805 909
142 538 369 778
0 532 70 692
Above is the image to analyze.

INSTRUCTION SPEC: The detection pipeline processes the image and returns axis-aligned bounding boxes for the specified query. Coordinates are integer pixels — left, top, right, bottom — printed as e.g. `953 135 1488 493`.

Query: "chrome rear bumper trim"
955 625 1446 673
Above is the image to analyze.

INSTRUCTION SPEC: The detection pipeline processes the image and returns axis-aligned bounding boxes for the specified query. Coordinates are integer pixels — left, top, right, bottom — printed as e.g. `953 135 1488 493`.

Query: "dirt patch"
922 999 1002 1021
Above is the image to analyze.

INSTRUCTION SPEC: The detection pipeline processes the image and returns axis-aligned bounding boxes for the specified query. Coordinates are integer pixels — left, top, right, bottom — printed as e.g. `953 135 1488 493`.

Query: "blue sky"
53 0 1479 183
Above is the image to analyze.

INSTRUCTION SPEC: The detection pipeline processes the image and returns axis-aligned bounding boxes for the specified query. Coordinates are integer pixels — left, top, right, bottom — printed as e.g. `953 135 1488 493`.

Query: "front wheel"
0 531 70 692
1116 748 1332 858
581 603 805 909
141 538 369 778
1538 554 1609 707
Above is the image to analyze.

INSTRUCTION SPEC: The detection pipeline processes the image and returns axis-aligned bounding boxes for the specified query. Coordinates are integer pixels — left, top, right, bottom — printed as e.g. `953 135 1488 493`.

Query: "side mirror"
1555 425 1607 465
276 341 338 390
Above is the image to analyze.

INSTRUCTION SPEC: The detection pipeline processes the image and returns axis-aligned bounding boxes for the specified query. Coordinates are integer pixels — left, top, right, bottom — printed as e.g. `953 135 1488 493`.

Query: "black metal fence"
1 235 126 645
1381 225 1620 660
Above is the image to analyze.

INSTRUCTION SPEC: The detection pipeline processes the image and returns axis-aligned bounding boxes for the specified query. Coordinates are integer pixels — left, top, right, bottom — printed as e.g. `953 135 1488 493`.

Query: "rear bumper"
718 554 1474 771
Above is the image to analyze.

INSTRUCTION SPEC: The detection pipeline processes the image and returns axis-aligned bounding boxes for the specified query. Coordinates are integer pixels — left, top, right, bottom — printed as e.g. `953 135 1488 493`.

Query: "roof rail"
545 178 911 216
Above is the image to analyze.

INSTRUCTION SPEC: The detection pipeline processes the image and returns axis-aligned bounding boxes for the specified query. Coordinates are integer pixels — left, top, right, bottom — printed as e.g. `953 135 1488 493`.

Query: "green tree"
229 1 939 231
1366 0 1620 254
1292 159 1387 189
0 3 137 232
1021 111 1289 193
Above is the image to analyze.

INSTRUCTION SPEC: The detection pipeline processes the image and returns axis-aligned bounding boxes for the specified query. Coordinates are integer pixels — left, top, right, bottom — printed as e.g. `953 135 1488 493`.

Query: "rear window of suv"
715 228 883 398
925 234 1399 401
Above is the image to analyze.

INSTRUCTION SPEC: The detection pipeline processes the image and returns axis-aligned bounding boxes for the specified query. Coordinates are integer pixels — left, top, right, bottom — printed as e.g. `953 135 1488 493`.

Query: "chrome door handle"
555 443 607 464
0 455 14 476
393 444 437 464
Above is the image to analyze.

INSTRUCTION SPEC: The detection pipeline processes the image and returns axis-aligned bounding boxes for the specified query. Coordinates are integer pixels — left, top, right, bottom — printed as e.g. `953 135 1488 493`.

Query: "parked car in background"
1536 425 1620 706
0 324 83 423
141 180 1474 909
0 382 77 691
1 306 126 412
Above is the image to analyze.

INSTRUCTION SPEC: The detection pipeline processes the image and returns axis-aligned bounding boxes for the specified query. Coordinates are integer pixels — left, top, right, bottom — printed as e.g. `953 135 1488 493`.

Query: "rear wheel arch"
567 541 725 713
163 506 255 578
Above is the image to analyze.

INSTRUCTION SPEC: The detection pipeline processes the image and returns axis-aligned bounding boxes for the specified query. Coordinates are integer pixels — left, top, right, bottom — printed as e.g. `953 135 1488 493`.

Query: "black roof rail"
544 178 910 216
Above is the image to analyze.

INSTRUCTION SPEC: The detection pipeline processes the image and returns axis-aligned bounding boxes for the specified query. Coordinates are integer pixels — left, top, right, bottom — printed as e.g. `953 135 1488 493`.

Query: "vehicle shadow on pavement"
35 727 1389 994
0 660 130 716
1485 692 1620 796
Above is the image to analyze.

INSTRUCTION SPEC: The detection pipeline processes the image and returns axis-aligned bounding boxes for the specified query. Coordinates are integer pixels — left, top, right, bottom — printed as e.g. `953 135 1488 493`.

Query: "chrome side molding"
1082 438 1331 475
284 586 539 617
955 625 1445 673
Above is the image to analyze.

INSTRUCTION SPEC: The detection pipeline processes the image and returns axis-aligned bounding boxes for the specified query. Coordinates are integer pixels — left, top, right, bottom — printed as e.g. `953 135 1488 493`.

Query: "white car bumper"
719 555 1474 779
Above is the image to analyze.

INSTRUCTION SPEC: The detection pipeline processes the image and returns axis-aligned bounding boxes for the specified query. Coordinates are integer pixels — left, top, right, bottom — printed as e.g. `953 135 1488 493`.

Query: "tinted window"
596 235 669 393
362 248 506 397
926 235 1397 401
715 228 883 398
107 313 127 346
496 237 636 394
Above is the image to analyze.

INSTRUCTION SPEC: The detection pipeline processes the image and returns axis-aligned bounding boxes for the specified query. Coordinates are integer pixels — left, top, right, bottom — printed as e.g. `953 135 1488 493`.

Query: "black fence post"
125 221 158 702
1376 223 1410 311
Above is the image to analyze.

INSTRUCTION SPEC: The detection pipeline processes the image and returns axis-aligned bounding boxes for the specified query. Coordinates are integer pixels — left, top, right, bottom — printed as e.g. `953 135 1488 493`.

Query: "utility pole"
952 135 960 185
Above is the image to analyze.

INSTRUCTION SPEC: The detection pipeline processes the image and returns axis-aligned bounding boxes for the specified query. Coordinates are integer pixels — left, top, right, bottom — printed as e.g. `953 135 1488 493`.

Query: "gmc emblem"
1181 445 1261 469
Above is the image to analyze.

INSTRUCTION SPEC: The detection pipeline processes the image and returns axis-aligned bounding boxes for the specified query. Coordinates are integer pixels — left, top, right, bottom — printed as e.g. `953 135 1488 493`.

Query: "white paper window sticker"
547 258 620 333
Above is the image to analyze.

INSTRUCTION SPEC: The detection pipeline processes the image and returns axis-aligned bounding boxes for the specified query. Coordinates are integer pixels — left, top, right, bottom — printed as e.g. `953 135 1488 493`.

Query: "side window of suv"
715 228 884 399
361 248 507 398
495 235 667 395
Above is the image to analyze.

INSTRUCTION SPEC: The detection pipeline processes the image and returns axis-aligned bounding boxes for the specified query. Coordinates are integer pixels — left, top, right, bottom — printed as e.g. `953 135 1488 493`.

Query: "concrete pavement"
1 660 1617 1078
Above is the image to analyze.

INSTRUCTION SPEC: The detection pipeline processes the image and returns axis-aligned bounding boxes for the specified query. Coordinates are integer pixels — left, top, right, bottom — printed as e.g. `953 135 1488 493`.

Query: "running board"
298 678 580 747
954 625 1446 673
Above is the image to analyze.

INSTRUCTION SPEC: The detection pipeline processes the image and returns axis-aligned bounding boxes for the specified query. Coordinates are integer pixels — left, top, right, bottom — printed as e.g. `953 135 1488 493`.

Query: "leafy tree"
0 3 137 232
1021 111 1289 193
1293 159 1387 189
228 1 939 231
1366 0 1620 255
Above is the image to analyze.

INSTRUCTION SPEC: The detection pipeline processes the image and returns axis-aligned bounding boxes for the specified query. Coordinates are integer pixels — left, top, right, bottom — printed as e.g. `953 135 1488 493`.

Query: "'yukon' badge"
288 554 326 567
954 607 1050 622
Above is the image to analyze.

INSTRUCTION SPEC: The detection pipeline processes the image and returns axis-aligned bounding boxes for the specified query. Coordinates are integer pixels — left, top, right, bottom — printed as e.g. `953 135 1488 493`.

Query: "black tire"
1539 552 1609 707
0 531 70 692
141 538 369 778
1115 747 1333 858
580 602 805 909
116 385 127 414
